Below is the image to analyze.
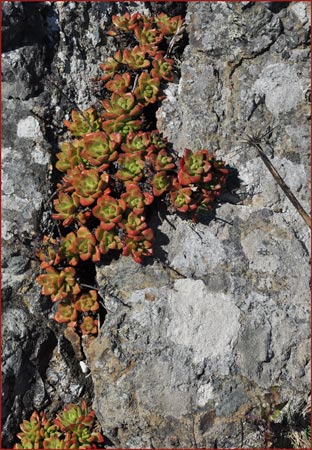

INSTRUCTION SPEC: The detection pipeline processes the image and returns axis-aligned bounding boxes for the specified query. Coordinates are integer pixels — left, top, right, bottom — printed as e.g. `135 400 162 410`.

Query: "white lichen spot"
254 63 303 115
17 116 42 139
167 279 240 366
32 145 50 165
197 383 214 407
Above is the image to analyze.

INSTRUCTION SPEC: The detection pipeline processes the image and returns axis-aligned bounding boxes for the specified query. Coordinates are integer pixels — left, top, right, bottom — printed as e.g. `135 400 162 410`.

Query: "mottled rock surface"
2 1 310 448
86 2 310 448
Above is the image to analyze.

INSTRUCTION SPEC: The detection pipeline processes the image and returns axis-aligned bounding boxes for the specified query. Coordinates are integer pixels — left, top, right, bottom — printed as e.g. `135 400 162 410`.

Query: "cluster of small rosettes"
36 13 229 336
14 401 104 449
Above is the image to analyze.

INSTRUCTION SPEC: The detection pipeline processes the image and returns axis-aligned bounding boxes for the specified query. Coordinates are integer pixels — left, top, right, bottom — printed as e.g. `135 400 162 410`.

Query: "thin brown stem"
247 140 311 228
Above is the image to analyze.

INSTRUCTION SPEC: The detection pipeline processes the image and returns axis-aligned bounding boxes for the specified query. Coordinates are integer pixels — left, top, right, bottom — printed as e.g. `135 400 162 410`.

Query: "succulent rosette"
115 153 145 182
105 72 132 93
36 236 61 270
121 182 154 214
68 426 104 448
178 149 213 185
111 12 144 32
99 56 121 82
169 180 197 213
148 130 167 151
80 316 99 335
134 72 160 104
81 130 121 170
71 168 109 206
95 227 123 254
92 195 126 230
151 52 174 81
59 232 78 264
54 401 95 432
102 117 142 137
200 188 216 204
74 290 99 313
14 411 58 450
121 131 151 154
54 301 78 324
68 226 100 264
122 228 154 263
52 192 80 227
154 13 184 35
154 149 176 171
14 403 105 449
102 92 144 120
134 22 163 45
119 211 148 236
151 171 172 197
36 266 81 302
42 436 66 449
55 140 84 173
64 108 100 137
122 45 151 70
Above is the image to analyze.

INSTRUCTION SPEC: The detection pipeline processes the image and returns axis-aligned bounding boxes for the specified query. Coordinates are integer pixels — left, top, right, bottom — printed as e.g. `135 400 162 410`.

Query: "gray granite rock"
3 1 310 448
86 2 310 448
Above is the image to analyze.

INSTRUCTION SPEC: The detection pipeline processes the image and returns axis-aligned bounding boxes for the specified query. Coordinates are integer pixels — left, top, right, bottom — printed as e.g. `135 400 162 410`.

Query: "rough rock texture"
2 1 310 449
85 2 310 448
2 2 186 447
2 3 59 446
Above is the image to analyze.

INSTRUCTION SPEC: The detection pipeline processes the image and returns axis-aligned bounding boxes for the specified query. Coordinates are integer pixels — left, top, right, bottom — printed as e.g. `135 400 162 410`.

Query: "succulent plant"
149 130 167 150
115 153 145 182
54 301 78 324
81 131 121 170
13 410 58 450
105 72 132 94
74 290 99 313
64 108 100 137
154 13 184 35
71 168 110 207
111 12 145 32
92 194 126 230
52 192 80 227
36 236 61 270
134 22 163 45
122 228 154 263
120 182 154 214
55 140 84 173
95 226 123 255
154 149 176 171
59 231 78 264
122 45 151 70
80 316 99 335
119 211 148 236
102 117 142 137
134 72 160 104
54 402 91 432
102 92 143 120
14 403 104 449
34 11 230 349
121 131 151 154
151 52 174 81
69 426 104 448
151 171 172 197
36 266 81 302
178 148 214 186
42 436 66 448
68 226 101 264
169 180 197 213
99 56 121 82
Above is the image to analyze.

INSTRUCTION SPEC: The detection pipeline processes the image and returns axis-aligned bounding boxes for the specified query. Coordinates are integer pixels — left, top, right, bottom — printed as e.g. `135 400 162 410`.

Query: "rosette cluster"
36 12 229 337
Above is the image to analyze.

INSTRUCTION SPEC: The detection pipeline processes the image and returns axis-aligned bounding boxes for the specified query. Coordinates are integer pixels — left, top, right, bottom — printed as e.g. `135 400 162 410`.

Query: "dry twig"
242 131 311 229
